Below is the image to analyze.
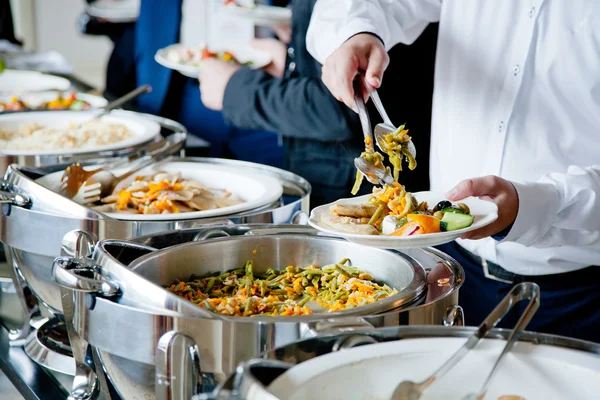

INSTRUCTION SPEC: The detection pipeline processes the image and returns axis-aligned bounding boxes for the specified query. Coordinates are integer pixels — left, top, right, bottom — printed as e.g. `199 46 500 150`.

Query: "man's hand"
251 38 287 78
445 175 519 240
321 33 389 111
198 58 241 111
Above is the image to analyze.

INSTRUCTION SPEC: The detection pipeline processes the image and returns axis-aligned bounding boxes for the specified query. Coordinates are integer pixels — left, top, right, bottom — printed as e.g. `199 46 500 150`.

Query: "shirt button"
499 121 505 132
288 61 296 72
529 6 536 17
513 65 520 76
287 47 295 57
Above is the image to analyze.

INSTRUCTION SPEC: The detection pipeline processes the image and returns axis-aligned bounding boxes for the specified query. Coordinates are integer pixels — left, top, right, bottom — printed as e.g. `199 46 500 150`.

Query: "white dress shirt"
306 0 600 275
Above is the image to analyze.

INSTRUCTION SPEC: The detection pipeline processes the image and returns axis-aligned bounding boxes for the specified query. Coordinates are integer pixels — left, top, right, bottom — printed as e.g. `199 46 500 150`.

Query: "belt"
454 244 598 285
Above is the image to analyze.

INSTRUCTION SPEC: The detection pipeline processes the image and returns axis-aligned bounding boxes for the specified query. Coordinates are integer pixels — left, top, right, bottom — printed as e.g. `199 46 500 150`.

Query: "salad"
0 92 92 112
324 125 475 237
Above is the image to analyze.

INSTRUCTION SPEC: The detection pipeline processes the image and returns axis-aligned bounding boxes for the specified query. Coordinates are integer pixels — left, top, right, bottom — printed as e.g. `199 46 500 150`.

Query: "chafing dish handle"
52 257 120 297
0 188 31 208
156 331 202 400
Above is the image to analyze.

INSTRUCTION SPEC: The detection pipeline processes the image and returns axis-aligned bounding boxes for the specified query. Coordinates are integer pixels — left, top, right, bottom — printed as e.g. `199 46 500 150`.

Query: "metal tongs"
390 281 540 400
352 75 416 187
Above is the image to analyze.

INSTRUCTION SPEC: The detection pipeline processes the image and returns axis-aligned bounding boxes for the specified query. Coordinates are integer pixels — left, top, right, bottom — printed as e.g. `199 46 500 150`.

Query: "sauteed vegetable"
166 259 398 317
324 124 475 236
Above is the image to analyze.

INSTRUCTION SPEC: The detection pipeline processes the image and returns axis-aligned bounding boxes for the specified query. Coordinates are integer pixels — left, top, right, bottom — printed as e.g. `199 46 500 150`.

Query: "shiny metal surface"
23 319 75 376
0 110 184 178
207 326 600 400
0 158 310 316
57 226 462 400
391 282 540 400
122 235 427 321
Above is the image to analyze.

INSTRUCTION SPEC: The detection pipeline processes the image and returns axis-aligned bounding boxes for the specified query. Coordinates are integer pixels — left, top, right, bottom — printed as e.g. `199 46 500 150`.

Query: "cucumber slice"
440 212 474 231
441 206 464 214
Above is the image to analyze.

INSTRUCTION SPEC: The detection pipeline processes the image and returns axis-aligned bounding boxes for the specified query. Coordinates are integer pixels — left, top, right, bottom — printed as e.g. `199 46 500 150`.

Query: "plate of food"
0 70 71 95
220 0 292 26
36 161 284 221
309 124 498 249
86 0 140 23
0 91 107 113
309 191 498 249
0 110 159 156
155 43 272 79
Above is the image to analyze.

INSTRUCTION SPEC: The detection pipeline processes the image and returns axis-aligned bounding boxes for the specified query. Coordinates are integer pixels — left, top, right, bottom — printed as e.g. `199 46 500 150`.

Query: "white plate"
36 161 284 221
155 43 272 79
86 0 140 23
0 91 108 110
0 70 71 95
308 191 498 249
221 4 292 26
269 337 600 400
0 110 160 156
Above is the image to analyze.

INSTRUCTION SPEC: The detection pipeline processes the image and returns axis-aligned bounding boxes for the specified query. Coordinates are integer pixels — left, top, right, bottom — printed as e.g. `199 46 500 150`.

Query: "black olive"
434 200 452 212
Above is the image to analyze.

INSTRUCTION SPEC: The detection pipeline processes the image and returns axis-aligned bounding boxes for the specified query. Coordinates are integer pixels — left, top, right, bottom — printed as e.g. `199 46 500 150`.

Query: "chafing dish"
53 225 464 400
206 326 600 400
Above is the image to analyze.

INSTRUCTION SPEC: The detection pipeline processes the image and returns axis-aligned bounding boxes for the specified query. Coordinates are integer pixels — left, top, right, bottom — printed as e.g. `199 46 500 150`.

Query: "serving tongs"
352 78 394 187
390 281 540 400
367 85 417 159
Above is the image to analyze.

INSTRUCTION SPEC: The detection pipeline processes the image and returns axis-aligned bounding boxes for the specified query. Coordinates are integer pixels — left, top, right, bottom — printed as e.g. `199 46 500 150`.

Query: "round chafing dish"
0 110 185 176
208 326 600 400
51 224 464 400
0 160 310 335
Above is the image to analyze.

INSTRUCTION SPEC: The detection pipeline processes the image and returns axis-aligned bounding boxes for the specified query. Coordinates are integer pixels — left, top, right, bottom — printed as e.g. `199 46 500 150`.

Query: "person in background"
80 0 137 100
0 0 19 45
197 0 437 207
134 0 284 167
306 0 600 342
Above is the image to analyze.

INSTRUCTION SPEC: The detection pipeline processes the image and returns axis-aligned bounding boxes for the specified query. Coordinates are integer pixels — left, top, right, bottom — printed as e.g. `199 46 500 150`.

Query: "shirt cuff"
501 181 561 246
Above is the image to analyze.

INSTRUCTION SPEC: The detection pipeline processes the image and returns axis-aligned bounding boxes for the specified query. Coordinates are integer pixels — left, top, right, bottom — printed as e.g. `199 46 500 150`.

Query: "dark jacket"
222 0 437 207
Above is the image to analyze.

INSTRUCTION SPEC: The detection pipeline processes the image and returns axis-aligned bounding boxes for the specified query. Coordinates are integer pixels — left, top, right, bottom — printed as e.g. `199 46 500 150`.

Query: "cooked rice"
0 120 133 151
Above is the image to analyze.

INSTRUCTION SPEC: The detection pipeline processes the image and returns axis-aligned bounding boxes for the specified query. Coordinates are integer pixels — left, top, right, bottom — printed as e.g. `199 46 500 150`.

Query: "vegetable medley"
0 92 92 112
324 125 475 236
166 259 398 317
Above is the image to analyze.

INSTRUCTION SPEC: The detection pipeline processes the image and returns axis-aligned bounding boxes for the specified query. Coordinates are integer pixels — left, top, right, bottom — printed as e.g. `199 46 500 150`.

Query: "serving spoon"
352 78 394 186
390 282 540 400
367 86 417 159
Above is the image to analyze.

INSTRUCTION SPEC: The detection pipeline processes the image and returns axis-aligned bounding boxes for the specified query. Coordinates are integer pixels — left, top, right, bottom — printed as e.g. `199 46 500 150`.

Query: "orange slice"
406 213 441 233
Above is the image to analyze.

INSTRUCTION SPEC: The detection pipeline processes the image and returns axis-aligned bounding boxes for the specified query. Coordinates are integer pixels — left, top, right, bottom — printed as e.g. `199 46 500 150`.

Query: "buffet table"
0 70 211 399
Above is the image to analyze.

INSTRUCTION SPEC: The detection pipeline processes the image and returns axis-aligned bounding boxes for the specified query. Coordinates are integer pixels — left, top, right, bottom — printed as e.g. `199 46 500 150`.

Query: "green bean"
301 277 309 287
297 294 312 307
368 205 385 226
338 258 350 265
206 277 215 292
203 300 215 312
245 260 254 282
244 298 253 314
335 265 352 278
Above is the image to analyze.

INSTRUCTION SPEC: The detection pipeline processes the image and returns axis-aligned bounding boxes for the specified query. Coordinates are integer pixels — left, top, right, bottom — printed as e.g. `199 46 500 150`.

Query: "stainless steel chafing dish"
52 224 464 400
0 158 311 339
0 110 187 176
205 326 600 400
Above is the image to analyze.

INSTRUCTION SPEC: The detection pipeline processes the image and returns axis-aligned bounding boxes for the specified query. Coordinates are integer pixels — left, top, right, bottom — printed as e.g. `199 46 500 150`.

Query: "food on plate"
323 123 475 236
167 258 398 316
92 171 244 215
0 120 132 151
0 92 93 112
351 126 416 195
166 45 253 67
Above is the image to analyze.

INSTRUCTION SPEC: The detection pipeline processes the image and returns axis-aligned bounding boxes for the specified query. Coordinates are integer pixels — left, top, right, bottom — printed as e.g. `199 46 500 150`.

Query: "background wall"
10 0 112 89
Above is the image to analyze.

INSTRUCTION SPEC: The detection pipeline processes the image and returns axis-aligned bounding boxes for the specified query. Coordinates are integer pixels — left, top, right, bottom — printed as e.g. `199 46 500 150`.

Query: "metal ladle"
390 281 540 400
352 78 394 186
